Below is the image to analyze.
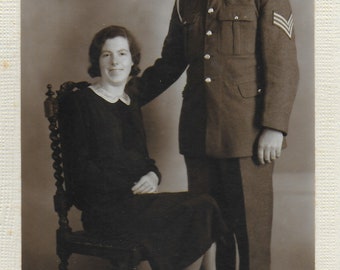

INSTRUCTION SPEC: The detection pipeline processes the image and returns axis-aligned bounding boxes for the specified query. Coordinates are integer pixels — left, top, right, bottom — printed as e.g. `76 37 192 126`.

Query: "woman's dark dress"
62 84 227 269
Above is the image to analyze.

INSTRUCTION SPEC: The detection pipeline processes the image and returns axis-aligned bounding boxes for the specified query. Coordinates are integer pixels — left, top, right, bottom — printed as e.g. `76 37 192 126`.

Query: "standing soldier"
137 0 299 269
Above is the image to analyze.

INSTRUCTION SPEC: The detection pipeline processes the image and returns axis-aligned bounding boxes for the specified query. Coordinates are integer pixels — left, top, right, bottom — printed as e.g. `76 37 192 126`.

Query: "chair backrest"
44 81 90 232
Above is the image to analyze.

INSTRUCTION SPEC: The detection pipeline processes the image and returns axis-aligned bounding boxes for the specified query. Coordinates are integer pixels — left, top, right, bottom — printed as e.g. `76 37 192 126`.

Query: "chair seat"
58 230 145 263
64 230 139 250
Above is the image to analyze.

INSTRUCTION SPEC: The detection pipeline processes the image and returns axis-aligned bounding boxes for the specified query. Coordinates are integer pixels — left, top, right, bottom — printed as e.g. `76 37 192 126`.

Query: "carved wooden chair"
44 81 145 270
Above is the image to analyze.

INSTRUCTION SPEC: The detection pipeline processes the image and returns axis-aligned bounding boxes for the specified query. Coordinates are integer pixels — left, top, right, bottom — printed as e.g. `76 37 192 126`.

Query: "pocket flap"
238 81 262 98
218 6 257 21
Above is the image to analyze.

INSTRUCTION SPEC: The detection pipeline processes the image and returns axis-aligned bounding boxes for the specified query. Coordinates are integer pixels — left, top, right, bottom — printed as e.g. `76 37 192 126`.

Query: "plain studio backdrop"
21 1 314 269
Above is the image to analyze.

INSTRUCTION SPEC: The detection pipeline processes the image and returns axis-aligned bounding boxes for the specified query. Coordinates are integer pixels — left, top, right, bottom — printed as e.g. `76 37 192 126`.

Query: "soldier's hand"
257 128 284 165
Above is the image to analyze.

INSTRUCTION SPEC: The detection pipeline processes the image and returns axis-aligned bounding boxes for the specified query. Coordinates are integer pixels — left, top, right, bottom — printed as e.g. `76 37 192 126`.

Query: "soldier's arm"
136 1 188 106
258 0 299 135
257 0 299 163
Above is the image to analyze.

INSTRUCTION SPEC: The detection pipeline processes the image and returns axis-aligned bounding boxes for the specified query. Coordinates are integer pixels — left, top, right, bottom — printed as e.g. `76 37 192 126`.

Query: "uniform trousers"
184 156 274 270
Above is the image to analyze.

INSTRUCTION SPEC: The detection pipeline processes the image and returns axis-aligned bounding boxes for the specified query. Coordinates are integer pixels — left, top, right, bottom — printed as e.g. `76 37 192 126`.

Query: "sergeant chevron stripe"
273 12 294 39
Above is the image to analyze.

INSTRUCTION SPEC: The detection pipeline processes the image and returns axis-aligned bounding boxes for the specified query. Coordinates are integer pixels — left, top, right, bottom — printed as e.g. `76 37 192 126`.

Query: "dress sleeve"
136 1 188 106
145 158 162 185
258 0 299 135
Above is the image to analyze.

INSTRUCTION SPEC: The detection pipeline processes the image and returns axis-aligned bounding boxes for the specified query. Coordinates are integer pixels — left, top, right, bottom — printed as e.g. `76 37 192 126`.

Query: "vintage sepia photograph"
21 0 314 269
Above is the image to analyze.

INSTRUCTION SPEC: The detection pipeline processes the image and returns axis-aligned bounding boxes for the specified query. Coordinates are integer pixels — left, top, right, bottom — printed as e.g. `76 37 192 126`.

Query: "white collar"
89 85 131 105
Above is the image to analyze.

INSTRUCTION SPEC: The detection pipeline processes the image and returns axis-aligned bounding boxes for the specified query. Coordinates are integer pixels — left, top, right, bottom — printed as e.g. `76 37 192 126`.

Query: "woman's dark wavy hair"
88 25 141 78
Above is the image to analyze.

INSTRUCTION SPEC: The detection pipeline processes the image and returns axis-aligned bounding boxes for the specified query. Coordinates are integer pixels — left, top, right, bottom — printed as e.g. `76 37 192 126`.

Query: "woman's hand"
257 128 284 165
131 171 159 194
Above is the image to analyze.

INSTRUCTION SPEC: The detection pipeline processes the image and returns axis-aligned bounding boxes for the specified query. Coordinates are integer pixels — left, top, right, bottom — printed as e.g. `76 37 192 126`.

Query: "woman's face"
99 36 133 88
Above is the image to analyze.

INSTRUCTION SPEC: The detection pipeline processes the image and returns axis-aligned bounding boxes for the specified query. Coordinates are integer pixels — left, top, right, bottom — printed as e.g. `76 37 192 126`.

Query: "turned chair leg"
128 250 141 270
57 251 71 270
127 260 138 270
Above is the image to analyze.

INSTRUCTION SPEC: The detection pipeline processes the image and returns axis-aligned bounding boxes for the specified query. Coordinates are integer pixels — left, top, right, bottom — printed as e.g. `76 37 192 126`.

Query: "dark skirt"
82 192 228 270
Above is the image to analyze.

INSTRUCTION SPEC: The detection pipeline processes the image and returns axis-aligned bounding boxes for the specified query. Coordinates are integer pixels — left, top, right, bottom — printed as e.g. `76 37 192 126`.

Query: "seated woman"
64 25 228 270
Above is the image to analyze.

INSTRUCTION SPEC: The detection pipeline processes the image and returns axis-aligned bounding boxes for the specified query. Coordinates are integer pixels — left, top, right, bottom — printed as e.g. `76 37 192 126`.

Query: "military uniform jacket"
139 0 299 158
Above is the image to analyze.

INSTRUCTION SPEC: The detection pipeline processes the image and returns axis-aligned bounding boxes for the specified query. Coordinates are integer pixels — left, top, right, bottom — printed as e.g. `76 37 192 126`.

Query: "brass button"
208 8 214 14
205 77 212 83
234 15 239 20
204 54 211 60
257 88 262 93
206 30 213 36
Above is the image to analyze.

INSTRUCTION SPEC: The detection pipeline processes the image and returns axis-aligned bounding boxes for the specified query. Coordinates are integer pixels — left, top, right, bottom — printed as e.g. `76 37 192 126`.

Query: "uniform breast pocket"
217 6 258 55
